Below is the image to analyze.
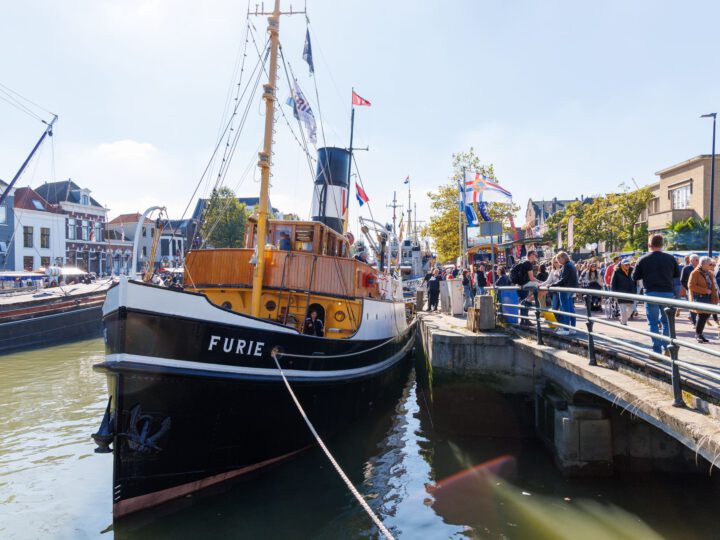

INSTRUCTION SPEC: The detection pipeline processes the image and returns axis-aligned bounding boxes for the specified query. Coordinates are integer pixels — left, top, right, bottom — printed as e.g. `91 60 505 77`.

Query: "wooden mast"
251 0 282 318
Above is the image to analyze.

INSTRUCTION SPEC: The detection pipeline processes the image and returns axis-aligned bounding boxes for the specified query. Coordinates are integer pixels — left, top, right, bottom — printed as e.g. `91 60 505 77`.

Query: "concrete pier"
418 312 720 475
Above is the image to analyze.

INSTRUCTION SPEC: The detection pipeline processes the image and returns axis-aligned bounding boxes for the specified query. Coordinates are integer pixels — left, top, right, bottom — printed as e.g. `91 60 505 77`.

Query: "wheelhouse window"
295 226 314 252
41 227 50 249
23 226 33 248
671 185 691 210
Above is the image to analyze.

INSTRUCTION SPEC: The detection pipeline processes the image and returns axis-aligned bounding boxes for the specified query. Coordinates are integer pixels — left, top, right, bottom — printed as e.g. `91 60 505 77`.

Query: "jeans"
558 292 576 328
518 288 530 324
645 291 674 353
428 290 439 311
463 286 473 310
477 286 485 296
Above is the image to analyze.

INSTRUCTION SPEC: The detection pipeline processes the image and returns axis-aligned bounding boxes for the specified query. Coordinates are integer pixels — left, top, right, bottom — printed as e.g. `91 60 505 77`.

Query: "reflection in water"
0 339 112 540
2 343 720 539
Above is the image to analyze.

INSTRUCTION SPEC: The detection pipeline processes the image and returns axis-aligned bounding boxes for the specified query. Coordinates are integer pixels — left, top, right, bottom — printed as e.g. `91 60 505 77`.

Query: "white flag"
291 79 317 145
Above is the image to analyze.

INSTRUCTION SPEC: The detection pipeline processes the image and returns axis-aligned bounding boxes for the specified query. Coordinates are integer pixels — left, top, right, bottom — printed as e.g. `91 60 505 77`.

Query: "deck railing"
494 285 720 407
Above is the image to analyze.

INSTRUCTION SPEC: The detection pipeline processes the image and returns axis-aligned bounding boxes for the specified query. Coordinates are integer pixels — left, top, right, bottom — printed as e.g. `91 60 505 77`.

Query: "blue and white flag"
458 180 479 227
289 79 317 144
303 29 314 75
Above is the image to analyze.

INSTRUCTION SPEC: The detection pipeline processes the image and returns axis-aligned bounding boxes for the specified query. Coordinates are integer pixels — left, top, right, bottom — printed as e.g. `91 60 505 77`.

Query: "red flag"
352 90 371 107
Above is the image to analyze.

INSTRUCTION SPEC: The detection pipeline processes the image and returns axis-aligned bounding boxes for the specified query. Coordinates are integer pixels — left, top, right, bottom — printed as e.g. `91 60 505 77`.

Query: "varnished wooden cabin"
184 219 386 338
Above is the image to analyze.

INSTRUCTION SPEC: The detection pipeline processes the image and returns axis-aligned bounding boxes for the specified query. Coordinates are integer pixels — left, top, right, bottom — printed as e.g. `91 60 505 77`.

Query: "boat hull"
95 279 415 518
0 303 103 353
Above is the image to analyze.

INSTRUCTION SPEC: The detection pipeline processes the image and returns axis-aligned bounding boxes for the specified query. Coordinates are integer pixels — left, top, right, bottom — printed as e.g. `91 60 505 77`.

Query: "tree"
427 147 519 262
666 217 720 251
200 187 249 248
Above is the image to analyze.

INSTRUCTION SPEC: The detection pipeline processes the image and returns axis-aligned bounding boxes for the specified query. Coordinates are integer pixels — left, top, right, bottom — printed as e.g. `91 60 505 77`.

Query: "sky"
2 0 719 233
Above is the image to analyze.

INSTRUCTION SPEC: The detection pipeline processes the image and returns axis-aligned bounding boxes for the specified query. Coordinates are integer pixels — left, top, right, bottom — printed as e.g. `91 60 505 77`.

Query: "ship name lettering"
208 335 264 357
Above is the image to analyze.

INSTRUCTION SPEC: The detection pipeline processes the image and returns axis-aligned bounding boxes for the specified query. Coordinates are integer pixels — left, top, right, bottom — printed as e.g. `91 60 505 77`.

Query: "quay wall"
417 313 720 474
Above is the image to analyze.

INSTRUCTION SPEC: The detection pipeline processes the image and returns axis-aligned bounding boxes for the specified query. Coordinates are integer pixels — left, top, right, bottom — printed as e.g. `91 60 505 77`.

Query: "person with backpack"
511 250 539 326
474 264 487 295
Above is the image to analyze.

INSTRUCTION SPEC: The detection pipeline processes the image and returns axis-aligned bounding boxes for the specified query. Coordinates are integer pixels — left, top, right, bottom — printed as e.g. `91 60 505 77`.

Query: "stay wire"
175 38 269 239
0 81 56 116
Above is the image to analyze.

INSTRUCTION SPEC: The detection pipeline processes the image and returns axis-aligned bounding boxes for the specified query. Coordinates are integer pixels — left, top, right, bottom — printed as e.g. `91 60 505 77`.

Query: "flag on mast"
403 175 410 184
302 29 314 75
289 79 317 144
352 90 371 107
356 182 369 206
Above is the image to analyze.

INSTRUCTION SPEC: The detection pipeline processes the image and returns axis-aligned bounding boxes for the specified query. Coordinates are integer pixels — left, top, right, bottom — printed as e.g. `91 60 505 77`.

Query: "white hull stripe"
105 338 413 381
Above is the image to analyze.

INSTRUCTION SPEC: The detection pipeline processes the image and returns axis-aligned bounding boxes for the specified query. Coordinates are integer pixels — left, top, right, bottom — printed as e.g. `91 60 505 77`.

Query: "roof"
655 155 715 177
108 212 153 225
13 187 59 212
35 179 104 208
529 198 574 216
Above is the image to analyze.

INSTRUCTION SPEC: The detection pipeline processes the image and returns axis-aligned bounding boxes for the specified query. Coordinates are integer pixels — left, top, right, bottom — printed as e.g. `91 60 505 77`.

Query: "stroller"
603 295 620 319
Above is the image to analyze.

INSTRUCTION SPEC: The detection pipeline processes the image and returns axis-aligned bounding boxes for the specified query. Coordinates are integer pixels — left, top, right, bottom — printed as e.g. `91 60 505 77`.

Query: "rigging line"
209 18 253 190
304 17 348 127
277 46 317 173
302 21 328 148
277 45 331 221
352 153 376 225
0 91 44 122
270 351 395 540
0 81 56 116
175 39 269 228
278 45 344 224
210 45 269 195
198 142 261 248
205 36 270 199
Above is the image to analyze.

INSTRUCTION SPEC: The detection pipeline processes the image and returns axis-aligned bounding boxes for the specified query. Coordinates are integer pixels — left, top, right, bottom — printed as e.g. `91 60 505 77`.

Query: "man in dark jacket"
303 310 324 337
611 258 636 324
631 234 680 354
475 264 487 295
426 269 442 311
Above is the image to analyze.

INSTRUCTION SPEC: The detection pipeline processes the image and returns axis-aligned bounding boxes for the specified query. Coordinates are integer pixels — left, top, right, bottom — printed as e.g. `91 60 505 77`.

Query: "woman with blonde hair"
550 251 578 335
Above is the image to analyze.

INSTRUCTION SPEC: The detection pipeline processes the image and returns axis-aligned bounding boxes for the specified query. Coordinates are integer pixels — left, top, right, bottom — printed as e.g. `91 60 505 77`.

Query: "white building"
13 187 66 271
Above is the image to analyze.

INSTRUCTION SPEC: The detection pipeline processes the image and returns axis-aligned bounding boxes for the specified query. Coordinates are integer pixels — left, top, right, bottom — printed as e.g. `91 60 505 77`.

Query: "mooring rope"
271 351 395 540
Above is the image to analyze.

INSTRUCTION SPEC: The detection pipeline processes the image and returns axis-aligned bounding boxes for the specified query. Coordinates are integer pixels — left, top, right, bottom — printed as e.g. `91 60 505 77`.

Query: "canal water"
2 339 720 539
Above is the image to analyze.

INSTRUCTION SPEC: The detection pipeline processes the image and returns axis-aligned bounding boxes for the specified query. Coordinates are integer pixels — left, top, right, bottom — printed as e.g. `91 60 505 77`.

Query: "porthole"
334 311 346 322
221 301 232 310
265 300 277 311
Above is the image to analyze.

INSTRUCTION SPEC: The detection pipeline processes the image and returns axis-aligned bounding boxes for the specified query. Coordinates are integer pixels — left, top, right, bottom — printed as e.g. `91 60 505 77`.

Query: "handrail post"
664 306 685 407
584 294 597 366
533 288 544 345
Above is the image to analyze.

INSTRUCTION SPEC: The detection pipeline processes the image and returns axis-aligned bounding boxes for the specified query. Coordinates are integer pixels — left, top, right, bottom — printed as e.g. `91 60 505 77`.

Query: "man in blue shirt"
631 234 680 354
279 231 292 251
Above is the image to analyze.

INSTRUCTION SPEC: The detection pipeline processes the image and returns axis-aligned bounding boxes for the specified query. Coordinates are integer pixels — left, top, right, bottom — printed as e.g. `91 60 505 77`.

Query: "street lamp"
701 112 717 255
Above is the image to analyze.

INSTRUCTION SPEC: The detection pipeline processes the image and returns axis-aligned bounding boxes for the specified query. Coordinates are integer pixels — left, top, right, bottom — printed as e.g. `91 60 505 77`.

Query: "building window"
23 256 34 271
142 246 147 258
671 185 691 210
82 220 89 240
23 226 33 248
68 218 76 240
94 222 102 242
41 256 50 268
41 227 50 249
160 239 169 256
81 194 89 205
648 198 659 215
0 206 6 225
142 227 147 237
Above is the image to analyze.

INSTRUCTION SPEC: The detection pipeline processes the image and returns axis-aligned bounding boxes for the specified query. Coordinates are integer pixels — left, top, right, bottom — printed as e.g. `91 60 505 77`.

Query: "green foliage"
542 186 653 252
200 186 249 248
665 217 720 250
427 147 520 262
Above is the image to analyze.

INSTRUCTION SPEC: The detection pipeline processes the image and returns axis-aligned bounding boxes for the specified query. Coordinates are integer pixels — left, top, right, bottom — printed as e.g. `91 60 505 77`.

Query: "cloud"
56 139 196 218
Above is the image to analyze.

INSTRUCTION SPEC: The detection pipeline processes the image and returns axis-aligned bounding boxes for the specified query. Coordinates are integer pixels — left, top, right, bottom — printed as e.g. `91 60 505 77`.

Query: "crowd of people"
423 233 720 353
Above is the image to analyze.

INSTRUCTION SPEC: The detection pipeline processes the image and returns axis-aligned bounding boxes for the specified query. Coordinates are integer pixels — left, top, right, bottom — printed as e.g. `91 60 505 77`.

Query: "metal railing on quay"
494 284 720 407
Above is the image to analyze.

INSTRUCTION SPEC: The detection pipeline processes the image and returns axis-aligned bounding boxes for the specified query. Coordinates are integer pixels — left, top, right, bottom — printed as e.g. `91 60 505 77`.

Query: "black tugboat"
92 1 416 519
